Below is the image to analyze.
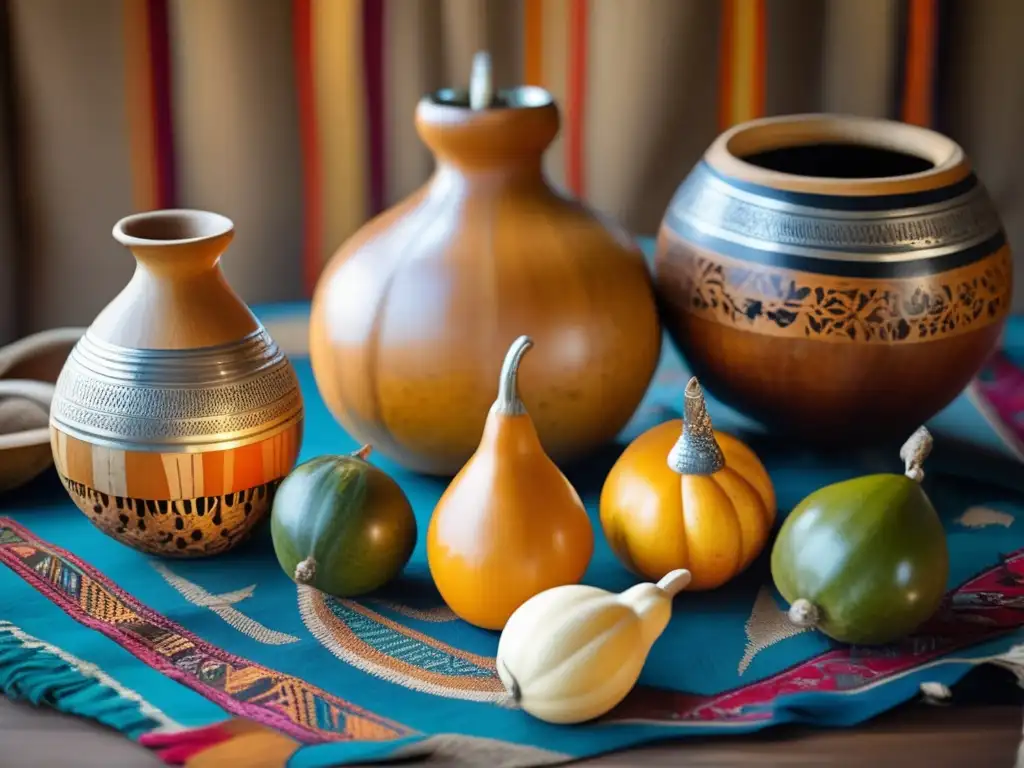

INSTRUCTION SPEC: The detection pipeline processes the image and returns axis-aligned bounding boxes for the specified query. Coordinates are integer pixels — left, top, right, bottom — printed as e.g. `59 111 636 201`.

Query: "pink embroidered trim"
0 518 414 745
610 549 1024 724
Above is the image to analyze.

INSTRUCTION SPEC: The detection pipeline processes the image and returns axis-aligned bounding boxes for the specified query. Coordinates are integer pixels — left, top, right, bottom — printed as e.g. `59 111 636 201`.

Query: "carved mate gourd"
427 335 594 630
308 52 661 476
497 569 692 724
600 377 776 590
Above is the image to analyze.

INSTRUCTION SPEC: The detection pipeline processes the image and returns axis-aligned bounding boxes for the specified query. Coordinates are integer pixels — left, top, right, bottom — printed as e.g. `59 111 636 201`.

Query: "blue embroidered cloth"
3 247 1024 766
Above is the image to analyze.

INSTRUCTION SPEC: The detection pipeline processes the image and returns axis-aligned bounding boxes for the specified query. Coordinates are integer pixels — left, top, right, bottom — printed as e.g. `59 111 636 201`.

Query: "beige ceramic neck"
88 209 261 350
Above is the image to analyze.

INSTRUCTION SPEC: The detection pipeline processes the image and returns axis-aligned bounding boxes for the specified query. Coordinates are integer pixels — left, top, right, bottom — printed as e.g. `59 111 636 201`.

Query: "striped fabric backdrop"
893 0 950 130
6 0 1005 340
123 0 176 213
286 0 946 295
115 0 951 296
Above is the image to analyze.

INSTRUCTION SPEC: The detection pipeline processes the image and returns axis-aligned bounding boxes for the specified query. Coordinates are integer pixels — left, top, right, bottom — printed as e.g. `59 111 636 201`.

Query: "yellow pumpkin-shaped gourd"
599 377 776 590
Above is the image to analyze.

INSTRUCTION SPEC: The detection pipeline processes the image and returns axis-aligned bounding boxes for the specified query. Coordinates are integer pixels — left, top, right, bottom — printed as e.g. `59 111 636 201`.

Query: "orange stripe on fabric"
314 0 367 272
902 0 937 126
566 0 588 198
294 0 321 298
524 0 544 86
123 0 157 212
717 0 767 132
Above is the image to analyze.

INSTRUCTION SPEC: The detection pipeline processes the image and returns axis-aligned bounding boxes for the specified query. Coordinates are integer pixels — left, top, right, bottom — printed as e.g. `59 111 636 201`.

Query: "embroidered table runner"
3 271 1024 765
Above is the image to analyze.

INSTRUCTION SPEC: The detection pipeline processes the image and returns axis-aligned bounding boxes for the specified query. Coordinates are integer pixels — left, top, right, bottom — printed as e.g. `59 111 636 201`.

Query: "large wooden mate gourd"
655 114 1013 442
309 53 662 476
49 210 304 557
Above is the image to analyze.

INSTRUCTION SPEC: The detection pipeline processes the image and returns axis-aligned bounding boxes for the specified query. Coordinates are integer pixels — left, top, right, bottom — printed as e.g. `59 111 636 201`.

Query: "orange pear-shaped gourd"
427 335 595 630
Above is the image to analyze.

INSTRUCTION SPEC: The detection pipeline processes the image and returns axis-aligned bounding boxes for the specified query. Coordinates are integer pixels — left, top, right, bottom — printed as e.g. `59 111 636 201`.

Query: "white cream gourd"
496 569 691 724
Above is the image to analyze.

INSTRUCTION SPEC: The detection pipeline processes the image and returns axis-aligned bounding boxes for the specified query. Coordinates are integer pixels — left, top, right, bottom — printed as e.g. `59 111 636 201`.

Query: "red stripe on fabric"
901 0 938 127
566 0 588 198
362 0 386 218
146 0 176 209
150 729 235 765
140 723 235 749
294 0 322 298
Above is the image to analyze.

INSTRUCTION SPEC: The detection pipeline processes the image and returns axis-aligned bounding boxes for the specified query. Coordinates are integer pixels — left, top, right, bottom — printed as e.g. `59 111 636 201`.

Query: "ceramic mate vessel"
49 210 304 557
309 53 661 476
655 114 1012 443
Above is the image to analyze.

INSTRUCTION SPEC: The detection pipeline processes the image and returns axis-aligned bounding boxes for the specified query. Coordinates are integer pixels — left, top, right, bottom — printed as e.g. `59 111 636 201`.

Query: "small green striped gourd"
270 446 417 597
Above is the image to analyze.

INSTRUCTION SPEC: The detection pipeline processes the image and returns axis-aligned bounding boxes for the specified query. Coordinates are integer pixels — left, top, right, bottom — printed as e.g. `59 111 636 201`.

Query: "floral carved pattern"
669 248 1012 343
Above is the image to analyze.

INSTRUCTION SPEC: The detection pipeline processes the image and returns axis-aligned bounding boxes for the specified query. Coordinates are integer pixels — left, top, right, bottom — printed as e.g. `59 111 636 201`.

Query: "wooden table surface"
2 695 1021 768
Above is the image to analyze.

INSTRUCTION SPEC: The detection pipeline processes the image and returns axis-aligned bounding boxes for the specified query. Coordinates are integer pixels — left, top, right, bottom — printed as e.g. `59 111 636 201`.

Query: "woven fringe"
0 619 180 740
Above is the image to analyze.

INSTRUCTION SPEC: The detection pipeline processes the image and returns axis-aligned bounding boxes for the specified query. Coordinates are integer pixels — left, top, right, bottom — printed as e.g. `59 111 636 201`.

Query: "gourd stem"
900 426 933 483
788 598 820 629
294 557 317 584
667 377 726 475
493 335 533 416
469 51 494 110
352 444 373 461
656 569 692 597
499 659 522 703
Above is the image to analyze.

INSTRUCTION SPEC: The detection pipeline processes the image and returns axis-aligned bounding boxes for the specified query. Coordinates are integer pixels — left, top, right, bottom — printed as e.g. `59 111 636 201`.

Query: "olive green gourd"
770 427 949 645
271 446 417 597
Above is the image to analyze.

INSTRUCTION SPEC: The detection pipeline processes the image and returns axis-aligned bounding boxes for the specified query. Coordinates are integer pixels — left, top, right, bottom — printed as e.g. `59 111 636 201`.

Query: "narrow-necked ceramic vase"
49 210 304 557
655 114 1012 443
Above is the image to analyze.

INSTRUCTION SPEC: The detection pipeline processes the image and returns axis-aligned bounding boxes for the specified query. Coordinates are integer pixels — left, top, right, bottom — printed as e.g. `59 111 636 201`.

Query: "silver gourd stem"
493 335 533 416
667 377 726 475
900 425 933 483
469 50 494 110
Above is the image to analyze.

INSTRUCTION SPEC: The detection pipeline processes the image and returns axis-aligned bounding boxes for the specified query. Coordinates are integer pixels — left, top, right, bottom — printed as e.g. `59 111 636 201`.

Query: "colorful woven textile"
4 261 1024 766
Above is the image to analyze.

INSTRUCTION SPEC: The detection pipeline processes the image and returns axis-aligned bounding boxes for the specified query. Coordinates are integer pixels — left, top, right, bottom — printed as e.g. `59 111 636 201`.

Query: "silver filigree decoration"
50 327 303 450
669 164 1003 257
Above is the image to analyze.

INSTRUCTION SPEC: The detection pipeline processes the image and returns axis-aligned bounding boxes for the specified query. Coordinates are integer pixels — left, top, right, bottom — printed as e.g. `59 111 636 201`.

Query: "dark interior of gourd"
740 142 935 179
